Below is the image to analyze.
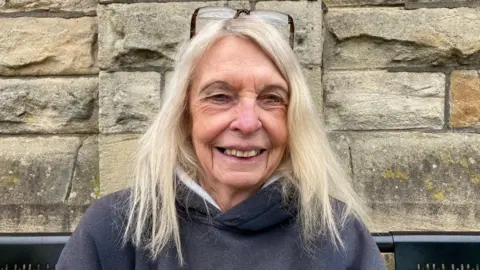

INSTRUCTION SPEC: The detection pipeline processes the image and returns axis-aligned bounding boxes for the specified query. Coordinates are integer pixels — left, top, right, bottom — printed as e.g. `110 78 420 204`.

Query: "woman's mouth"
215 147 266 158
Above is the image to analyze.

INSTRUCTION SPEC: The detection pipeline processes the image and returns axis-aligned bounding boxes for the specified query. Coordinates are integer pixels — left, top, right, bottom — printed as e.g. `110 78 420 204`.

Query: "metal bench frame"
373 232 480 270
1 232 479 270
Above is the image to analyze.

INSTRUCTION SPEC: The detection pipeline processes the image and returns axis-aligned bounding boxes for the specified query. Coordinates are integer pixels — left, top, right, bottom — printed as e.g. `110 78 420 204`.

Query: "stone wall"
1 0 479 268
323 0 480 233
0 1 99 232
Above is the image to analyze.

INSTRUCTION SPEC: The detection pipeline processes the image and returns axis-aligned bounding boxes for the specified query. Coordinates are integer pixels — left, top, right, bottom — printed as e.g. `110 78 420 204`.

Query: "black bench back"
1 232 480 270
373 232 480 270
393 233 480 270
0 233 69 270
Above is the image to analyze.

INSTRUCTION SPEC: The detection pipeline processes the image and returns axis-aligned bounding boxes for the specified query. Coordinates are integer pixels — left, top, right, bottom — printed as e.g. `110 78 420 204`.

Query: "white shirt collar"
175 166 281 211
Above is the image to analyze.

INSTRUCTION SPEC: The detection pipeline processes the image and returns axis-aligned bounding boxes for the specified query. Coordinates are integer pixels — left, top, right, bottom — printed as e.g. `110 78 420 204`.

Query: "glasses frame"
190 7 295 49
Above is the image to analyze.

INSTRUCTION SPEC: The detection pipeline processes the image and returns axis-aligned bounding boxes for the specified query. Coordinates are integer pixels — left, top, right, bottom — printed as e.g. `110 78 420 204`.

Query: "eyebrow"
199 80 289 96
262 84 289 96
199 81 231 95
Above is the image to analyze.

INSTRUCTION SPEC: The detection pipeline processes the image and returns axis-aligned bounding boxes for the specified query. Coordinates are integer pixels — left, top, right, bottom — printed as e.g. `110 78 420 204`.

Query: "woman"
57 7 386 269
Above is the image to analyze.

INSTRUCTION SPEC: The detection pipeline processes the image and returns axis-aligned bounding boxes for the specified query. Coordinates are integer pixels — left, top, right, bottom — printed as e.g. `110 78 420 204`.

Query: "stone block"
98 0 243 4
99 71 161 133
323 0 403 6
99 134 139 196
327 132 352 176
449 70 480 129
349 132 480 231
383 253 395 270
0 204 87 232
324 8 480 69
256 1 323 65
323 0 479 7
67 136 99 204
302 65 323 115
98 2 249 71
0 136 98 206
0 77 98 133
324 71 445 130
98 0 250 9
405 0 480 9
0 17 97 76
0 0 97 13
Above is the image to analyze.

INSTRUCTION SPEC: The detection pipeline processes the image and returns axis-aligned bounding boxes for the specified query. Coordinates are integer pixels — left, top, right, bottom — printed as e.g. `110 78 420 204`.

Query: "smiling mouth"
216 147 266 158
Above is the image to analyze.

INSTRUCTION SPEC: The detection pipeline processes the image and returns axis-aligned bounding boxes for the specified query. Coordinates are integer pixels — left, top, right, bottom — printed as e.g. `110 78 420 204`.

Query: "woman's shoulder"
329 197 353 221
78 189 131 233
57 190 136 268
329 198 387 269
329 197 371 241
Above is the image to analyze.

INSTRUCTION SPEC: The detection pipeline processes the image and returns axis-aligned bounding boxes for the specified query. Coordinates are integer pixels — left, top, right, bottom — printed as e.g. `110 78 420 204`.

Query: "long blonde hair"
123 18 368 264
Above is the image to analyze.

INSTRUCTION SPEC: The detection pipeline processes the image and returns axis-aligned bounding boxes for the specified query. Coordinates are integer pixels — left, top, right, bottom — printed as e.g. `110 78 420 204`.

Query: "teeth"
223 149 260 158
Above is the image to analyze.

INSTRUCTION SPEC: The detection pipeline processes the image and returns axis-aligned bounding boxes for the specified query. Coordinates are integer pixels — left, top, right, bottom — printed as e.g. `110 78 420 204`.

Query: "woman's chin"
216 172 267 190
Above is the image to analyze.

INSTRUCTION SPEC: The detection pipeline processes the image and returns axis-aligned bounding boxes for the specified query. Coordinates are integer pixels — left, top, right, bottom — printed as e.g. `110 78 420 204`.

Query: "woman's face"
189 36 289 202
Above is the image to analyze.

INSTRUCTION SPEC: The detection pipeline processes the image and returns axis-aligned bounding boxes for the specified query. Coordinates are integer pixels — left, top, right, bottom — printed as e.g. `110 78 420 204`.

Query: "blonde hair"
123 18 368 264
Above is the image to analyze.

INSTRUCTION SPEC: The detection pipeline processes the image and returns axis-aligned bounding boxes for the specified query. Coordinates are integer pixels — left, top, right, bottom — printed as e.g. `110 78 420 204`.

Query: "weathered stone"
302 65 323 114
98 2 249 71
382 253 395 270
99 71 161 133
324 8 480 69
323 0 403 6
324 71 445 130
0 77 98 133
256 1 323 65
450 70 480 129
405 0 480 9
0 204 87 232
99 0 250 8
0 137 97 205
323 0 479 7
67 136 99 205
0 17 97 76
99 134 139 196
0 0 97 13
327 132 352 174
349 132 480 231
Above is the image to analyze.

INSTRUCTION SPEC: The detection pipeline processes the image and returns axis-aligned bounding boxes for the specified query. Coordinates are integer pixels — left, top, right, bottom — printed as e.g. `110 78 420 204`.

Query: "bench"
0 233 69 270
1 232 479 270
374 232 480 270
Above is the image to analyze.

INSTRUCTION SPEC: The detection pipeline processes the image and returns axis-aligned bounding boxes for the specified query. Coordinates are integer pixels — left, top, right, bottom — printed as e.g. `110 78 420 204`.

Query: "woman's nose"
229 99 262 134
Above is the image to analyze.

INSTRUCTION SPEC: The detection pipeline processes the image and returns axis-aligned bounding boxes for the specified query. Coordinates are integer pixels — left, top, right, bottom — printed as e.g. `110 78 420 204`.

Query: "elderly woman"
58 7 386 269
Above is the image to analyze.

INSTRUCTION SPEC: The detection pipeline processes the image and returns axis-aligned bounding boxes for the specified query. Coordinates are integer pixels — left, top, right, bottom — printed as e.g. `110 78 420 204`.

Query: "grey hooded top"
57 181 387 269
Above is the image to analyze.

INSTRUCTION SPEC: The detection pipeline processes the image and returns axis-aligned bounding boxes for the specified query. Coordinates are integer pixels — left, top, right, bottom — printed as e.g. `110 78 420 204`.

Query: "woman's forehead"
192 36 287 87
201 36 275 67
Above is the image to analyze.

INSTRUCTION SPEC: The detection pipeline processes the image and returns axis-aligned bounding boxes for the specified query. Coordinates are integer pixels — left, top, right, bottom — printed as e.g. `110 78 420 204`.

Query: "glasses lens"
197 7 237 20
195 7 236 35
250 10 291 44
192 7 293 48
250 10 289 25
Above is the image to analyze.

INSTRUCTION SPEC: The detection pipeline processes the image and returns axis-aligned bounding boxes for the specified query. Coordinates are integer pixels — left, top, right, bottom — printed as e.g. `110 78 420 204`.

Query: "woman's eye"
261 95 284 105
209 94 232 104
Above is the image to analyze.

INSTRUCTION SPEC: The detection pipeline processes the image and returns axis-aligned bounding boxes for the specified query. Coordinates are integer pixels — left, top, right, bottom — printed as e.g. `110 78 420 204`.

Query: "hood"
176 181 297 233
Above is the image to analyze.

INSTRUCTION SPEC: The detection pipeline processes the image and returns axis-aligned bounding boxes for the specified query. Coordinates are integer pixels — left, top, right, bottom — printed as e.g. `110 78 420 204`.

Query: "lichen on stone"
1 175 19 188
431 191 445 201
472 174 480 184
381 168 409 182
91 174 100 200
